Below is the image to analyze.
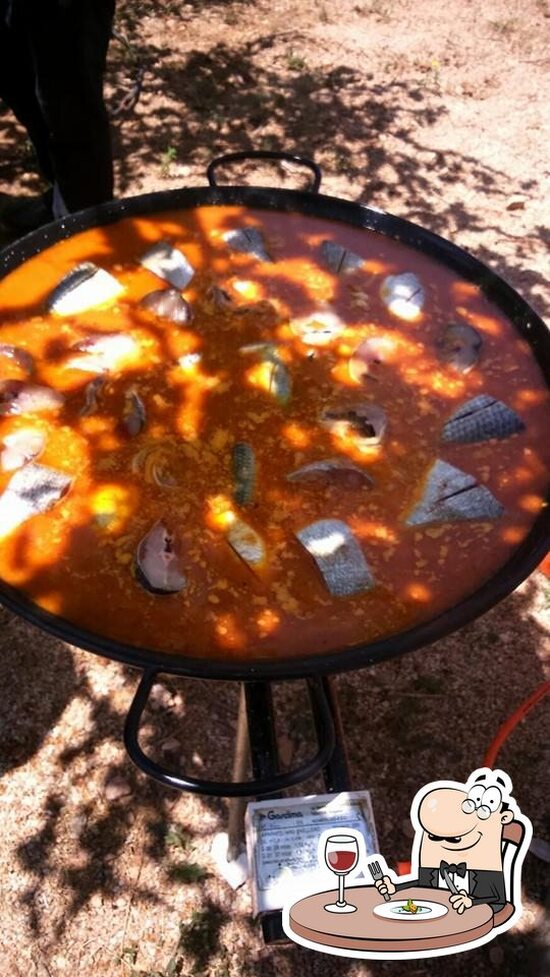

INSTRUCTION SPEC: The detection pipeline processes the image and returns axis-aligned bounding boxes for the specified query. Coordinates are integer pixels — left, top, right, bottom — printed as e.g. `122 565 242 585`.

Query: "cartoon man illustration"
374 769 519 915
283 767 531 960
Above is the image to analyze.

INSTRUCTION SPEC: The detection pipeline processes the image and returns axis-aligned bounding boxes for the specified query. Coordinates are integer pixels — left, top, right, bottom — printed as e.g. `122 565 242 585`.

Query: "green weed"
160 146 178 178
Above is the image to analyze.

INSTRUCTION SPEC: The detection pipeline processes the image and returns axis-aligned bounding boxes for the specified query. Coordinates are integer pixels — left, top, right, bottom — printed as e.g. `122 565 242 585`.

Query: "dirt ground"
0 1 549 975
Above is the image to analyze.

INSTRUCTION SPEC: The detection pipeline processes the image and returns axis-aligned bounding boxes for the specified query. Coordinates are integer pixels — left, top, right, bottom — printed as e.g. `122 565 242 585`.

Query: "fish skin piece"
0 343 34 375
47 262 124 316
441 394 525 444
380 272 425 321
232 441 256 506
287 458 373 489
268 356 292 405
239 343 292 404
320 240 364 274
138 288 193 325
406 458 504 525
0 380 64 415
140 240 195 290
227 518 266 568
123 387 146 436
223 227 272 262
136 520 187 594
296 518 374 597
79 376 106 416
436 322 482 374
0 462 71 538
1 428 45 471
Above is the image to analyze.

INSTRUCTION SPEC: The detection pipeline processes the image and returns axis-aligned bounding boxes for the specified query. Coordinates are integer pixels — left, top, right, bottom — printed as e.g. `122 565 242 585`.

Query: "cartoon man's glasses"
461 784 503 819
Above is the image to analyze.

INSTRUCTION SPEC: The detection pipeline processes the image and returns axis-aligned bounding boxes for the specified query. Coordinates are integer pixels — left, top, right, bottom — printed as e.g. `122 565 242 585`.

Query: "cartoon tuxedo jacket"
395 867 506 912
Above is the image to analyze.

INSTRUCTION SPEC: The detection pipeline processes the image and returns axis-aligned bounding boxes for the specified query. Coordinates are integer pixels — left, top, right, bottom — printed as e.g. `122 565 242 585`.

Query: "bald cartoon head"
417 773 514 871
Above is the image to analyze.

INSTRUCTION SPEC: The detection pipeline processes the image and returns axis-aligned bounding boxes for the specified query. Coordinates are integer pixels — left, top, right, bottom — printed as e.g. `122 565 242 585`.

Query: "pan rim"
0 184 548 679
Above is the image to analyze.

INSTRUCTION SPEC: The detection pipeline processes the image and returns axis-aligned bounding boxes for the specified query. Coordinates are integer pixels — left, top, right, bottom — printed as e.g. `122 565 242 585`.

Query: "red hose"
483 680 550 768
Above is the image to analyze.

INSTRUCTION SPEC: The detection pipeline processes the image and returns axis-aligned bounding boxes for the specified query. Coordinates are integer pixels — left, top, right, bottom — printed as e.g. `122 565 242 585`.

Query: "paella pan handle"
206 150 322 193
124 670 335 798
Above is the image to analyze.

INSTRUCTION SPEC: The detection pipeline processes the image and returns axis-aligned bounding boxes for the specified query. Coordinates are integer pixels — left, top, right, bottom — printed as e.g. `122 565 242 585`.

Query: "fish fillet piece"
380 272 424 321
68 333 138 373
227 519 266 568
138 288 193 325
0 463 72 538
320 240 364 274
406 459 504 525
0 380 64 415
436 322 482 374
140 241 195 290
136 520 187 594
348 336 396 383
1 429 45 471
223 227 271 262
287 458 373 489
47 262 124 316
296 519 374 597
441 395 525 444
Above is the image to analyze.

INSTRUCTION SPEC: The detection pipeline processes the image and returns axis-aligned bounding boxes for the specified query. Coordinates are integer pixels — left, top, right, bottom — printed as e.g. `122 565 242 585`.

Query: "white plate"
373 899 448 921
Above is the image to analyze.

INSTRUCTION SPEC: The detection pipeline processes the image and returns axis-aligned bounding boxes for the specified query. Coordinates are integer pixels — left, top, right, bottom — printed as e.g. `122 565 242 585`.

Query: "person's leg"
24 0 116 214
0 4 55 186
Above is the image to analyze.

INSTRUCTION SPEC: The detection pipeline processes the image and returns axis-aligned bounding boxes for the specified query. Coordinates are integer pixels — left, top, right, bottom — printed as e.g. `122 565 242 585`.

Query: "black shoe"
0 190 54 233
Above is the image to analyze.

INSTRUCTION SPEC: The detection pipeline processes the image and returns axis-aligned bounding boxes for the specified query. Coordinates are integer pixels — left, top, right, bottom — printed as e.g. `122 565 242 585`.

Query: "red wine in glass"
324 834 359 913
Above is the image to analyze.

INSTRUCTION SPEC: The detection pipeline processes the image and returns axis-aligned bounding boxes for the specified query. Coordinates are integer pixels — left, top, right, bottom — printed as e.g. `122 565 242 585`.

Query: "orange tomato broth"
0 205 547 661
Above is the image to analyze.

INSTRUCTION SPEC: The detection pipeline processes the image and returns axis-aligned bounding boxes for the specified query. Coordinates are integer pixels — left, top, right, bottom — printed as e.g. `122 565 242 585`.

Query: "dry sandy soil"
0 1 549 975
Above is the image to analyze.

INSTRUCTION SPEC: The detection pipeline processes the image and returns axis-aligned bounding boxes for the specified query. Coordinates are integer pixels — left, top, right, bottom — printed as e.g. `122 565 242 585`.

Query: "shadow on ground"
1 575 547 974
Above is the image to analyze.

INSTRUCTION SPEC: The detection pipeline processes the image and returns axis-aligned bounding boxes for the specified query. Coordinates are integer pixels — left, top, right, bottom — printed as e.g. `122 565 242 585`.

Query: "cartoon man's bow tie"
440 860 467 876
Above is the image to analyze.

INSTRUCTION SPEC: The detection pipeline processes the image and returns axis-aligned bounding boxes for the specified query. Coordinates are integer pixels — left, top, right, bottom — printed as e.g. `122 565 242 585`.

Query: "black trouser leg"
17 0 116 211
0 15 55 184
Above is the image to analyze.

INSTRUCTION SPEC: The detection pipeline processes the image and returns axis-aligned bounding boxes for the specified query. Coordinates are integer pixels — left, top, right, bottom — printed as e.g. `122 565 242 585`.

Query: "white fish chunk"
406 459 504 525
67 332 138 373
0 463 72 538
296 519 374 597
291 306 346 346
348 336 397 383
47 262 124 316
140 241 195 290
380 272 424 321
0 380 64 415
1 429 45 471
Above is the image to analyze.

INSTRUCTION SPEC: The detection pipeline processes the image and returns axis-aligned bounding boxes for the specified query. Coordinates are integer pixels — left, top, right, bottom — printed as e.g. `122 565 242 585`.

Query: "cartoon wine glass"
324 833 359 913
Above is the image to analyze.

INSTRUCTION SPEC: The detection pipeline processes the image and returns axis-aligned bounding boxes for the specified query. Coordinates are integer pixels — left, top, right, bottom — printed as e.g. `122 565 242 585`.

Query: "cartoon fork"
368 860 391 901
